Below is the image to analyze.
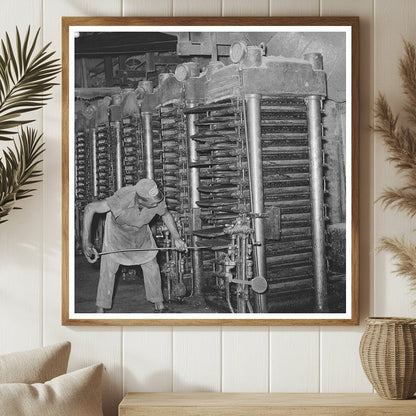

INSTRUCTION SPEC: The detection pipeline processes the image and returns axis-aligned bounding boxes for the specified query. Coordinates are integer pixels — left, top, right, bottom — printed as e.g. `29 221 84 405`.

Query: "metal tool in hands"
85 246 208 264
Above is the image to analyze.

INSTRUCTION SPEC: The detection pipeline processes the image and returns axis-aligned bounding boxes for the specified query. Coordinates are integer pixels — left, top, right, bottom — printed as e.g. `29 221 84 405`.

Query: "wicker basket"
359 317 416 399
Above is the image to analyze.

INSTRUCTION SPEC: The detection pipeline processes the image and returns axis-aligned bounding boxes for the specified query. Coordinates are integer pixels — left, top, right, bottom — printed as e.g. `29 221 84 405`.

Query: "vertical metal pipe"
245 93 267 313
237 234 247 313
306 95 328 313
187 102 200 212
114 121 123 190
80 58 89 87
210 32 218 62
187 100 203 296
339 104 347 222
91 128 98 197
142 111 154 179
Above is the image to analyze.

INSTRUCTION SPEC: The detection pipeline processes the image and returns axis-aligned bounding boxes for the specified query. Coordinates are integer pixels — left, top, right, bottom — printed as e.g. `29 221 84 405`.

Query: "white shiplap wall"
1 1 416 415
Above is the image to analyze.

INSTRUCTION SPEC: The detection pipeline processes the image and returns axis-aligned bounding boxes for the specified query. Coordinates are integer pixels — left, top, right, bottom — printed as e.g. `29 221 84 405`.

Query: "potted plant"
359 40 416 400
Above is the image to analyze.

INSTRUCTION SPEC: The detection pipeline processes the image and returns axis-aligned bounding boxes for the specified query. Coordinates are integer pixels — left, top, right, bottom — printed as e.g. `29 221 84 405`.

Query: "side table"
119 392 416 415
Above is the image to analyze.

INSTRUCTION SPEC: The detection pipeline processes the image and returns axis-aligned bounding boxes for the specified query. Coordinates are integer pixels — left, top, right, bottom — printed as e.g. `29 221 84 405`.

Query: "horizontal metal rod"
267 278 312 291
262 127 307 134
86 246 209 264
183 102 236 114
261 121 308 127
194 122 242 129
266 252 313 265
266 264 313 277
261 107 306 114
209 108 238 116
197 115 236 122
262 145 309 153
100 246 205 255
192 136 240 143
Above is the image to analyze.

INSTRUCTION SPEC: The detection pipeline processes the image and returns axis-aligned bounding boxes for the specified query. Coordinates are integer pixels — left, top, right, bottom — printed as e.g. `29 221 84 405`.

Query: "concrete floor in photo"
74 255 346 314
74 254 217 314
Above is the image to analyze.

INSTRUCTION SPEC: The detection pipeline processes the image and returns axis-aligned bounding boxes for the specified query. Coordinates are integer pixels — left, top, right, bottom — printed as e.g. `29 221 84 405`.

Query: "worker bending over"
82 178 186 313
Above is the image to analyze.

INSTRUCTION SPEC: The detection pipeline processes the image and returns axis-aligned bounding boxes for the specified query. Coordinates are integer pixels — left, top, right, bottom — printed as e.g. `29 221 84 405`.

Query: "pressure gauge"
174 64 190 82
230 41 247 63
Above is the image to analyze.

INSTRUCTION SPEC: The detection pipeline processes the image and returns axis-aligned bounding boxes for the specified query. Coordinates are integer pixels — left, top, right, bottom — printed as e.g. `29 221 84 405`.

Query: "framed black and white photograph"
62 17 359 326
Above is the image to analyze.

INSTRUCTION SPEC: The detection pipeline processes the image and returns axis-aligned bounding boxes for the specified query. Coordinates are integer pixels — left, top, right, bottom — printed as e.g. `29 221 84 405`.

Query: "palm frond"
378 237 416 299
0 27 60 141
0 127 44 223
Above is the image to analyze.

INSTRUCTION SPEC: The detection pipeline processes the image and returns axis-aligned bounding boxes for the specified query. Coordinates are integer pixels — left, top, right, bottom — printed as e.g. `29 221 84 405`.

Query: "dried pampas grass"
378 188 416 218
378 237 416 295
376 40 416 294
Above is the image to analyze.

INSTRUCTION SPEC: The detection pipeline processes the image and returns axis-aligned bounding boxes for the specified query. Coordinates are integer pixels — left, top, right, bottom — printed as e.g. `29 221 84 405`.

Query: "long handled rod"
86 246 208 264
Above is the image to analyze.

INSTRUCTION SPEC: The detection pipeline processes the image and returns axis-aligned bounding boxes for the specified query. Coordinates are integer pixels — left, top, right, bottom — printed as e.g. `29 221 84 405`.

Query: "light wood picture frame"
62 16 359 326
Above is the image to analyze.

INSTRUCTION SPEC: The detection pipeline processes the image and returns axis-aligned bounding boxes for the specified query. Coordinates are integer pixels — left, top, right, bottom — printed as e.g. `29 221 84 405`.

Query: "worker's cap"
135 178 164 203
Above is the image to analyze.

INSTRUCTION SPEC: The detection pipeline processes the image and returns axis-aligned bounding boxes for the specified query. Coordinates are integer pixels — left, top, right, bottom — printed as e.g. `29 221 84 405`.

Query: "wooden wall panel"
124 328 173 393
320 0 374 393
0 0 42 34
0 0 43 355
173 0 221 16
173 328 221 391
270 328 320 392
4 0 416 413
373 0 416 317
270 0 320 16
222 327 269 392
42 2 124 415
222 0 270 16
320 327 373 392
123 0 173 16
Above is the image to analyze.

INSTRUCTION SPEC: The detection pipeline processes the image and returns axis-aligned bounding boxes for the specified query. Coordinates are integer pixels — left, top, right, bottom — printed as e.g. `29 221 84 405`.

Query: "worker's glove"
173 238 187 252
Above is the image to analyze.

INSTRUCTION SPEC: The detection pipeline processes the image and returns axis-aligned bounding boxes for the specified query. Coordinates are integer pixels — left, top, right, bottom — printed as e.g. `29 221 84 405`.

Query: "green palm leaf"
0 27 60 141
0 127 44 223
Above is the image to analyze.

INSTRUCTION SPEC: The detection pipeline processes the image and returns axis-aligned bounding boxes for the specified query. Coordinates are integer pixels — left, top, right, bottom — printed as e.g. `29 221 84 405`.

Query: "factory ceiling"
75 32 178 57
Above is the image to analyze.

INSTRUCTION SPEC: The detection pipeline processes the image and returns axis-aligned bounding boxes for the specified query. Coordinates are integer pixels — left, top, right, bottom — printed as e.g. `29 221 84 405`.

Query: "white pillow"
0 341 71 384
0 363 104 416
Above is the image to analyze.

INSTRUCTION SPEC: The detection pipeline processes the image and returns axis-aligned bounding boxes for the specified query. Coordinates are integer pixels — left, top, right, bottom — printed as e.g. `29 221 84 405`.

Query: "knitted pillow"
0 341 71 384
0 363 104 416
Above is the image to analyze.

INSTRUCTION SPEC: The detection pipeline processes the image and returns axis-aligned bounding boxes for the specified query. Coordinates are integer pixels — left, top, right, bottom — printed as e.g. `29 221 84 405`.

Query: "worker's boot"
154 302 168 313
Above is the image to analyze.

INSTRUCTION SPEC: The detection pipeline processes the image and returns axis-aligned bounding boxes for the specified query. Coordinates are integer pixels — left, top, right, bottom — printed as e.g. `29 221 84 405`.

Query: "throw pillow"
0 341 71 384
0 363 104 416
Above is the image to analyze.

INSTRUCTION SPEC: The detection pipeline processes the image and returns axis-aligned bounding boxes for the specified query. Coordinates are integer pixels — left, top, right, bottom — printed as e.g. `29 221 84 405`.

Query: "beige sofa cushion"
0 363 104 416
0 341 71 384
